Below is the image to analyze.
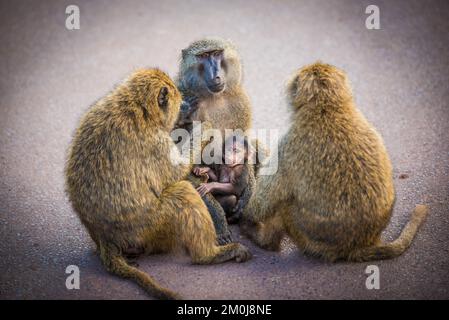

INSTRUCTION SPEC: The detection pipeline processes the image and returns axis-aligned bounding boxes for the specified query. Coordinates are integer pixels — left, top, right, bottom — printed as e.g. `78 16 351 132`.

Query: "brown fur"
175 38 255 243
65 69 251 300
242 62 429 262
176 37 252 134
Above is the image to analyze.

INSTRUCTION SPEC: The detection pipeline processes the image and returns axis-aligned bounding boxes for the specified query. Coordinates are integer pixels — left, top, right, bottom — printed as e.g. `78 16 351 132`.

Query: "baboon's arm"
210 182 239 196
231 164 256 216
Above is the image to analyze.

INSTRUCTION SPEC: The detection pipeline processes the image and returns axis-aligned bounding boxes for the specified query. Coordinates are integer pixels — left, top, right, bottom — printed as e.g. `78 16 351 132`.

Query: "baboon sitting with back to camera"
174 38 258 244
242 62 429 262
65 68 251 300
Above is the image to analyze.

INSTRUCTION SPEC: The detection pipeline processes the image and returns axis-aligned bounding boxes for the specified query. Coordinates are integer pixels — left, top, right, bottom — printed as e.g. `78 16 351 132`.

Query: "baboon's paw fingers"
235 244 252 263
217 232 234 245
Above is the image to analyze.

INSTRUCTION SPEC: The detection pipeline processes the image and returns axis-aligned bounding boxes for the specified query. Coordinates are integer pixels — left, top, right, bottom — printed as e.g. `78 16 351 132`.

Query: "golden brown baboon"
174 38 256 243
65 69 251 300
242 62 429 262
176 37 251 133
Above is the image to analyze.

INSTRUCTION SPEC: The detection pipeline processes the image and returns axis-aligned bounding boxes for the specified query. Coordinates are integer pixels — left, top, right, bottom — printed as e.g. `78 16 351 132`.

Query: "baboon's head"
223 135 250 167
178 37 242 96
128 69 182 130
286 62 353 110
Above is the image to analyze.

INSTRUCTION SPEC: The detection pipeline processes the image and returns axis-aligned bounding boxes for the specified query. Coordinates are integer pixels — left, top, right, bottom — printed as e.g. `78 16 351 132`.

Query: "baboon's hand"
197 183 213 196
234 244 252 263
231 200 244 215
193 166 210 176
175 97 200 129
180 96 199 119
217 231 233 245
184 95 200 112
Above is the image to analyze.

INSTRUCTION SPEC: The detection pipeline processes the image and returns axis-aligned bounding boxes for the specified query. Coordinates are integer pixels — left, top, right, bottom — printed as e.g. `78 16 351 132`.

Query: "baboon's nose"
213 76 221 85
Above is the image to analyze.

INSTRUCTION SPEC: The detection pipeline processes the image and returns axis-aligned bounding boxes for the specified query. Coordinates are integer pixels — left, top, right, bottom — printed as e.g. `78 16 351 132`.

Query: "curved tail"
99 244 180 300
348 204 429 262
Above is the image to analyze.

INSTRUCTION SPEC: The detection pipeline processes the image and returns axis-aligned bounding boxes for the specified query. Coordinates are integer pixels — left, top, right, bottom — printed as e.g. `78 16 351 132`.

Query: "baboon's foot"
239 219 283 252
258 240 282 252
217 231 233 245
234 243 252 262
239 219 258 238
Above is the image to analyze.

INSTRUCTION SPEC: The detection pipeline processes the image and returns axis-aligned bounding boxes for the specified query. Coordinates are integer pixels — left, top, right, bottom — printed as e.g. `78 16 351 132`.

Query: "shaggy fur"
65 69 251 300
242 62 429 262
175 38 255 243
176 37 251 132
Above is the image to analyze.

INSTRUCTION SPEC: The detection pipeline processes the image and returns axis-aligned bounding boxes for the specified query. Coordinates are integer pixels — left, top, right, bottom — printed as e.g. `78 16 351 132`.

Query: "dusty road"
0 0 448 299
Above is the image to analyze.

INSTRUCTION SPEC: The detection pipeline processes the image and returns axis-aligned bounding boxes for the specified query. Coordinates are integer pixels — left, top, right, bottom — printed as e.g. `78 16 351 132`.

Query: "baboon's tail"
348 204 429 262
99 245 180 300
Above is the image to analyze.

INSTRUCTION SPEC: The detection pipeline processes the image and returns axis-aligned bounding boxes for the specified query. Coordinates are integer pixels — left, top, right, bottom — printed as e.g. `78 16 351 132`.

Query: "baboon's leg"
188 174 233 245
231 164 256 217
160 181 251 264
242 173 286 226
234 138 270 217
203 194 233 245
215 195 237 215
242 213 285 251
282 208 342 262
287 230 342 262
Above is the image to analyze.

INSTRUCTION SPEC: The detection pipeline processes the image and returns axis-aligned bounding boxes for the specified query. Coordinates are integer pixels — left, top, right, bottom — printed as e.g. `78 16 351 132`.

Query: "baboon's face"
196 50 226 94
223 137 248 166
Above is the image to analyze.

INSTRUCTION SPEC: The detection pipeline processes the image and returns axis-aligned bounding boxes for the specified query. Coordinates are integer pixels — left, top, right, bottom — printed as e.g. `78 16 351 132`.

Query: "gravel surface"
0 0 448 299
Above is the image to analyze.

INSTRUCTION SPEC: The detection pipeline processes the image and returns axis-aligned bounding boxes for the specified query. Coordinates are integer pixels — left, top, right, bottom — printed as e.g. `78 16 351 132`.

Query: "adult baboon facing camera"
242 62 428 262
175 37 251 132
65 69 251 300
175 38 257 244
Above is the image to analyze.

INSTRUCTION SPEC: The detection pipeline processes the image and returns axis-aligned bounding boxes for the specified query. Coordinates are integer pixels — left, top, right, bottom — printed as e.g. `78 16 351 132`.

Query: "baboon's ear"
158 87 169 109
182 49 188 60
287 74 300 100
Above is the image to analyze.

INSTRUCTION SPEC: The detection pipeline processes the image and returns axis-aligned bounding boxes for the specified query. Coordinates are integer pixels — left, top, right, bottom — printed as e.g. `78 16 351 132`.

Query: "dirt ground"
0 0 448 299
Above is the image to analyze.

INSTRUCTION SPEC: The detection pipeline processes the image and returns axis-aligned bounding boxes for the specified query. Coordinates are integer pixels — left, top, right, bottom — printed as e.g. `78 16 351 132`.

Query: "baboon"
242 62 429 262
194 135 251 224
65 69 251 300
175 38 256 243
176 37 251 132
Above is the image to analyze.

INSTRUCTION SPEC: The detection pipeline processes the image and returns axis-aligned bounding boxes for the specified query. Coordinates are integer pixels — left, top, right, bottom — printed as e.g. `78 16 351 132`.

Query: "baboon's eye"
197 52 209 59
158 87 169 109
212 50 223 57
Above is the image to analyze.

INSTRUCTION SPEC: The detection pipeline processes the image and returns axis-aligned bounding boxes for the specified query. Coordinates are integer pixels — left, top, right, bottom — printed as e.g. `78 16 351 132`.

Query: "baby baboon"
194 135 251 224
242 62 429 262
65 69 251 300
175 38 259 243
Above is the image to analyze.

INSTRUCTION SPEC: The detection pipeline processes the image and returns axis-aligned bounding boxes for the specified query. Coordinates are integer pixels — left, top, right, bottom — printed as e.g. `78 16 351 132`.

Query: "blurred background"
0 0 448 299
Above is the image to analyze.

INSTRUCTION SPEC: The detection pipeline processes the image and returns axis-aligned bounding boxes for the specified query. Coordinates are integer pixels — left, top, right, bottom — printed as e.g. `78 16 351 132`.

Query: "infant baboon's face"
223 137 248 166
